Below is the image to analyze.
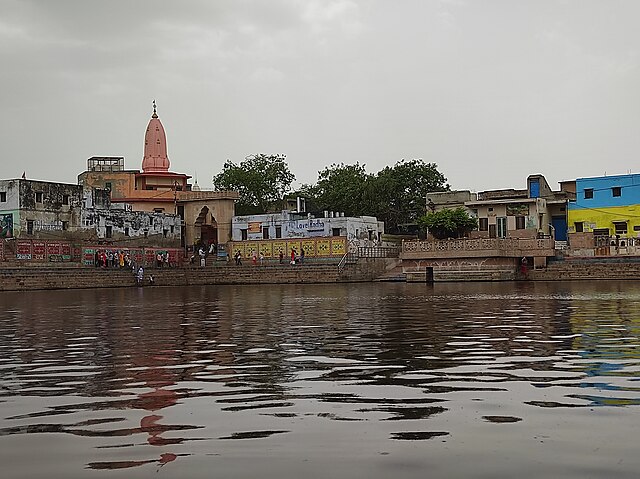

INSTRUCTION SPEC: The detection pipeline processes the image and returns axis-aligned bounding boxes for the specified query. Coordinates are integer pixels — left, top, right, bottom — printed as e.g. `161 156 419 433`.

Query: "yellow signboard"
248 222 261 234
316 239 331 256
331 238 346 255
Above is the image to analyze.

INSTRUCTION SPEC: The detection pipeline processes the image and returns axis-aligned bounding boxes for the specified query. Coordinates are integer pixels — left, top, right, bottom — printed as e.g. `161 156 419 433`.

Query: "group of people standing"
95 250 131 269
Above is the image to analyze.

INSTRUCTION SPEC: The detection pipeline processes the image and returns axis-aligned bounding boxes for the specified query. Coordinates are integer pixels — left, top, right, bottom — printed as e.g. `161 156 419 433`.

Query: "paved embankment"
0 259 395 291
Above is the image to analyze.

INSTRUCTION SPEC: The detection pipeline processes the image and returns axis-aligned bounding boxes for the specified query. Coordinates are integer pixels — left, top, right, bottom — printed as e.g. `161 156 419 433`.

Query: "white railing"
403 237 554 254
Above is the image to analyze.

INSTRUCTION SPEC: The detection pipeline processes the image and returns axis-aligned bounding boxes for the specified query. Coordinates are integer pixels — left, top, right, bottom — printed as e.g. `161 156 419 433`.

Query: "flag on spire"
21 171 26 179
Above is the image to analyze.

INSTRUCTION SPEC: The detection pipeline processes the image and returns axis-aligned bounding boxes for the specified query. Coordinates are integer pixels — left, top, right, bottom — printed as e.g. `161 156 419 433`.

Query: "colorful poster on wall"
0 213 13 238
230 243 246 260
506 203 529 216
83 248 95 266
62 242 72 261
259 242 273 258
301 239 316 257
331 238 346 256
316 239 331 256
272 241 286 258
286 240 301 257
248 222 261 234
16 240 32 260
46 241 63 262
32 241 46 260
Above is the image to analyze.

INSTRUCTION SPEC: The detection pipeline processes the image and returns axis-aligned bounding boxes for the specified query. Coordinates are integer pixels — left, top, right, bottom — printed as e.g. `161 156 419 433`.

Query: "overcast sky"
1 0 639 192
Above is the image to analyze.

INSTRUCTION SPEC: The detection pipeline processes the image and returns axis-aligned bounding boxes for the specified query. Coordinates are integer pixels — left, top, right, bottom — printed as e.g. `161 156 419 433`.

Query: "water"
1 281 640 478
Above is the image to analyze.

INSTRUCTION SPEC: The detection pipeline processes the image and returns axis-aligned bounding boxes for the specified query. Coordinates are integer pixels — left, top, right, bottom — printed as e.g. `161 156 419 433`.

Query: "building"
232 210 384 244
428 175 573 241
566 173 640 255
0 178 83 239
0 178 180 246
78 103 238 249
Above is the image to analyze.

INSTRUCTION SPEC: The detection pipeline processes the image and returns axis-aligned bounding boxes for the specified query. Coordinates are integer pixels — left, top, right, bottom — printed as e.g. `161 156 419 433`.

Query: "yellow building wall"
229 237 347 259
567 205 640 236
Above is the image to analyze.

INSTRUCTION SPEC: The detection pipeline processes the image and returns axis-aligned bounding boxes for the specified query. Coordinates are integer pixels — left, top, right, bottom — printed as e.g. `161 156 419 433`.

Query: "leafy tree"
370 159 449 233
418 208 478 240
310 163 375 217
213 154 295 215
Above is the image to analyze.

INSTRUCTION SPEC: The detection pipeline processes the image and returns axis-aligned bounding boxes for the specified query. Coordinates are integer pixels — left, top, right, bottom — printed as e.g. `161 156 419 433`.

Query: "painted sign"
0 213 13 238
16 240 32 260
248 222 261 234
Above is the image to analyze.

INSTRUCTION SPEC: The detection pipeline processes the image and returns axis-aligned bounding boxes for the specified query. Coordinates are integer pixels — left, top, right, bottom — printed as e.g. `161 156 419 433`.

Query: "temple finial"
152 100 158 118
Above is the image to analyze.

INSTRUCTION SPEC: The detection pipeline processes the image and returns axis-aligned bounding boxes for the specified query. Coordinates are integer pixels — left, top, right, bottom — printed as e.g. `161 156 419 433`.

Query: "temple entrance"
194 206 218 248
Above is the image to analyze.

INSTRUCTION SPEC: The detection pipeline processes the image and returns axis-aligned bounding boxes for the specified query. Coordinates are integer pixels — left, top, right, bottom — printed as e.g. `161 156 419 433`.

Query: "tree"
213 154 295 215
418 208 478 240
371 159 449 233
310 163 375 217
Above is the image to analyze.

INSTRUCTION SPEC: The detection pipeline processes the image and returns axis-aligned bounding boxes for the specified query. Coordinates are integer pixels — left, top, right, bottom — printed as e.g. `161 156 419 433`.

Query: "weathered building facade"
0 179 83 239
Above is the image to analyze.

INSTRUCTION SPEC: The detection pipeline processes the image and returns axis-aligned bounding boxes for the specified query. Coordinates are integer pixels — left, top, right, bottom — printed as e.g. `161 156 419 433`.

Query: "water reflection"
1 281 640 478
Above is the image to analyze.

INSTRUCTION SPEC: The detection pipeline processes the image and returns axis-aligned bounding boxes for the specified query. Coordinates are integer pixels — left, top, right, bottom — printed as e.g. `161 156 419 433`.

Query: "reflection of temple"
78 102 238 248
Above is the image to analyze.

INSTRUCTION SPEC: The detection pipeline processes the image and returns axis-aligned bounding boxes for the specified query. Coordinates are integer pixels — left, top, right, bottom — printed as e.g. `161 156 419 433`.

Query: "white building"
232 210 384 246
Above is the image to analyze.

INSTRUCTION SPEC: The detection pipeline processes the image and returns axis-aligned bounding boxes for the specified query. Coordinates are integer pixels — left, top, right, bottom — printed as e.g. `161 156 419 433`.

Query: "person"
163 251 169 268
119 251 125 268
136 266 144 286
300 248 305 264
252 250 257 266
520 256 528 276
208 242 215 256
279 250 284 264
291 248 296 265
235 251 242 266
259 252 264 266
148 274 155 286
156 252 163 268
199 247 206 267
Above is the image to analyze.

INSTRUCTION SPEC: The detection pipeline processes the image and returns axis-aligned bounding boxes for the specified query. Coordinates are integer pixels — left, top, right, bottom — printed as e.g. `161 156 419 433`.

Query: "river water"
1 281 640 478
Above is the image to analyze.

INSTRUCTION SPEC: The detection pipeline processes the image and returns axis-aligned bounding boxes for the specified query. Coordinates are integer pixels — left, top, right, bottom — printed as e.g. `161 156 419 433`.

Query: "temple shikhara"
78 102 238 248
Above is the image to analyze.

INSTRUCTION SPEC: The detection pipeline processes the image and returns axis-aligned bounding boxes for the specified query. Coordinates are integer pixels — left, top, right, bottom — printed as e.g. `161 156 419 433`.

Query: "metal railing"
357 246 400 258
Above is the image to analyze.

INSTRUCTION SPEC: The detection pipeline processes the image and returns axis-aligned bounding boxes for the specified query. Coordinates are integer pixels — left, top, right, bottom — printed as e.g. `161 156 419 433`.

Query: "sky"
1 0 639 193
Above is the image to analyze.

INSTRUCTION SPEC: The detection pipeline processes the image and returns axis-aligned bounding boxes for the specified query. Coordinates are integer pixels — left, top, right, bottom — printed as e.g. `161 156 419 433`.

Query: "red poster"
0 240 4 261
33 241 46 260
61 242 72 260
144 249 155 266
16 240 32 260
46 241 62 255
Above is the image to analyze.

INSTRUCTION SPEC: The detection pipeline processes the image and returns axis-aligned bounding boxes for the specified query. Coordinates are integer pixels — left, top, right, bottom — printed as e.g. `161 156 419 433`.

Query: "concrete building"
0 178 181 247
232 210 384 245
78 103 238 248
0 178 83 239
427 175 574 241
566 173 640 255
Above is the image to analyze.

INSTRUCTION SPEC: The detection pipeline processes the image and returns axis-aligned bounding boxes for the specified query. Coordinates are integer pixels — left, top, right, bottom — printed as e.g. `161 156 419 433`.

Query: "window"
163 229 168 238
574 222 584 233
105 226 112 238
584 188 594 199
27 220 34 235
35 192 43 203
170 226 174 234
0 192 6 202
105 182 112 190
515 216 525 230
62 221 68 231
479 218 488 231
124 227 129 237
241 228 248 240
62 195 69 205
612 186 622 197
275 226 282 238
488 207 494 212
262 227 269 239
332 228 341 236
153 208 164 213
497 217 507 238
614 222 628 235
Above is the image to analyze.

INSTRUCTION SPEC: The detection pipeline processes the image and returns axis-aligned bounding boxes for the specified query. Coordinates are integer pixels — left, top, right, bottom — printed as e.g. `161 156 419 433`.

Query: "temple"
78 102 238 248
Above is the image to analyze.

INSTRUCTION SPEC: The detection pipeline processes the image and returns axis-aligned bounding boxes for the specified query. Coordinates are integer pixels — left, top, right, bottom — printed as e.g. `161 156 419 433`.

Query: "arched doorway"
194 206 217 248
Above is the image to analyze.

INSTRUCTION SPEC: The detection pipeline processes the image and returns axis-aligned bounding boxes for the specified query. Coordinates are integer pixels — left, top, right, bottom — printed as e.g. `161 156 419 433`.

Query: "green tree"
213 154 295 215
418 208 478 239
371 159 449 233
310 163 375 217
